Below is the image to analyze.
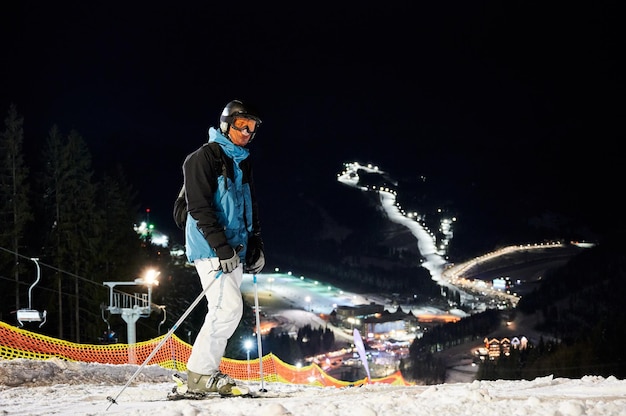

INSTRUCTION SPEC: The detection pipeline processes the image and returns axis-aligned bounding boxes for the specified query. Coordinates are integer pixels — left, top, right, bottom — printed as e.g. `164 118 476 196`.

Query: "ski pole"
106 269 224 410
253 274 267 392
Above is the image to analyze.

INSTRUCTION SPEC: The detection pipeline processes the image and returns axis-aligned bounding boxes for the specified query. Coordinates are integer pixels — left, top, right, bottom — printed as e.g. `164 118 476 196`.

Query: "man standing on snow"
182 99 265 396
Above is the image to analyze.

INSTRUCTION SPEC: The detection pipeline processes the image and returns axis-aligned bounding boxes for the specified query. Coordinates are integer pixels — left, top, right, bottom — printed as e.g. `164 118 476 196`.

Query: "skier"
181 99 266 396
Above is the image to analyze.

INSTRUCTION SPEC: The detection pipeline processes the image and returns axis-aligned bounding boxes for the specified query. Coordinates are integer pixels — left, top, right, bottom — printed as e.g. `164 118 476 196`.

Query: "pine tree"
0 104 32 318
39 125 67 338
40 127 104 342
98 169 142 280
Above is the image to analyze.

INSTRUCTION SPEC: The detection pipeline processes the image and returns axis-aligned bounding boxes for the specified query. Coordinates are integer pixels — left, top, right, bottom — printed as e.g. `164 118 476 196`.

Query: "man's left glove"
245 234 265 274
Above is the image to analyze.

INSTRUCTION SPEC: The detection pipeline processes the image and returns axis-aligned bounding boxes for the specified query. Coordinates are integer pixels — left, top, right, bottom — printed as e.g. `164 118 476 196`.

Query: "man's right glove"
245 234 265 274
216 245 240 273
246 250 265 274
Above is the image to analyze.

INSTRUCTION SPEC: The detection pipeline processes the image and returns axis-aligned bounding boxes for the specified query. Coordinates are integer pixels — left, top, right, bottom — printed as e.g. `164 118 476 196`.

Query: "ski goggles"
230 116 260 133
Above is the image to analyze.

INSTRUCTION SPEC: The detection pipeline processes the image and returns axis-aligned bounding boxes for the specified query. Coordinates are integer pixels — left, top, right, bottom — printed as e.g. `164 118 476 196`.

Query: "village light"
244 338 253 379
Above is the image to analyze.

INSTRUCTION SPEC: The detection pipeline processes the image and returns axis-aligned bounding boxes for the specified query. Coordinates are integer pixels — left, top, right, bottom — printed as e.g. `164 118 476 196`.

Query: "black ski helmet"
219 100 262 142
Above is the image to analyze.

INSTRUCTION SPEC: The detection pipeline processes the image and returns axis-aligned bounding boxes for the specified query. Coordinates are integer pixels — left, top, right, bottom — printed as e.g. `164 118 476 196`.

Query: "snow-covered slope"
1 358 625 416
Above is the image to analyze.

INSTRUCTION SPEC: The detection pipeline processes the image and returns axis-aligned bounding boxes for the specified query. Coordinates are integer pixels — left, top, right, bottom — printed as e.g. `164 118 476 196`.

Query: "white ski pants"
186 257 244 375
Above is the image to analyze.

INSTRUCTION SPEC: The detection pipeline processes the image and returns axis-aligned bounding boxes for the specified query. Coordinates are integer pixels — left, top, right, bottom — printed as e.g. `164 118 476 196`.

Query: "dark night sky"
1 2 622 255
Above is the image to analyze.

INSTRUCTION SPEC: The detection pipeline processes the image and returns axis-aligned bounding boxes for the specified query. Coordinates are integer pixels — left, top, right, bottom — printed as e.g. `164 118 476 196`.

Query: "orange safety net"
0 321 412 387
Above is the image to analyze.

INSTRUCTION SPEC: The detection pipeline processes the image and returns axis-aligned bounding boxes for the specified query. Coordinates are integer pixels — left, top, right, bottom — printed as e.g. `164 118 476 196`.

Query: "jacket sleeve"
183 146 229 251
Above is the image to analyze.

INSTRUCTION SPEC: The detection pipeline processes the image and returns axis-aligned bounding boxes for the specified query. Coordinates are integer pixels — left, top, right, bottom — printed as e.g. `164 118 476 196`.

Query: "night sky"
1 2 622 256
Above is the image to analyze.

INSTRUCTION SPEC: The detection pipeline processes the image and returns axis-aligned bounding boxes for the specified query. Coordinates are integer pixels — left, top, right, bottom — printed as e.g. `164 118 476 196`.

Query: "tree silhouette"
0 104 32 316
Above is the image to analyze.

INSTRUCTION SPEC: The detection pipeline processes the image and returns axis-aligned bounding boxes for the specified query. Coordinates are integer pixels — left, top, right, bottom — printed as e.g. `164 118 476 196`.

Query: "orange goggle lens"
231 117 258 133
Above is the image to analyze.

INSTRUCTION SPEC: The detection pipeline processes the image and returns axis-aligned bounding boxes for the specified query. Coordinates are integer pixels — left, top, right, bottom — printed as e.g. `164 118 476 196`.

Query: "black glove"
246 250 265 274
216 244 240 273
245 234 265 274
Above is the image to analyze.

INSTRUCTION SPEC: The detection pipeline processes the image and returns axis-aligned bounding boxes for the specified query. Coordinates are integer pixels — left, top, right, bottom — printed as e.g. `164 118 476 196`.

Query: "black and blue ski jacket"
183 127 261 263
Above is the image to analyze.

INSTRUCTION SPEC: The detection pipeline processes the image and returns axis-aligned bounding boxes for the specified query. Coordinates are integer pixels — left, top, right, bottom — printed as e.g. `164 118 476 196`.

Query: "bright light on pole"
135 268 160 286
144 269 160 285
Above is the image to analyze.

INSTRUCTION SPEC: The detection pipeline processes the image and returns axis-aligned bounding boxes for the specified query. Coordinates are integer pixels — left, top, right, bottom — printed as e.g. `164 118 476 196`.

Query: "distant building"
334 303 385 322
333 303 459 341
482 335 529 359
363 306 418 340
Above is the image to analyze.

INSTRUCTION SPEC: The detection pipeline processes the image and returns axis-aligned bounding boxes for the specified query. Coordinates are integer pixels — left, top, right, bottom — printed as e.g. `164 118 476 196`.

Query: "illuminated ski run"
337 162 450 282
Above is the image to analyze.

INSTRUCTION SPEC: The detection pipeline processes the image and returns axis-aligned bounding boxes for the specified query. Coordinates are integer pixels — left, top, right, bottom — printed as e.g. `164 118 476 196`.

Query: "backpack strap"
202 142 228 190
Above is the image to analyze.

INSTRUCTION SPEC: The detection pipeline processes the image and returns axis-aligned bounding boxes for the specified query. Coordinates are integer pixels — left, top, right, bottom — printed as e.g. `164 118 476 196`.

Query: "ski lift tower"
103 269 160 364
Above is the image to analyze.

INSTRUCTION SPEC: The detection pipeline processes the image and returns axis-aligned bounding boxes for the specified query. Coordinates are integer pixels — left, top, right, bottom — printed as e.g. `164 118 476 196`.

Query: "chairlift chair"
157 305 167 335
100 303 112 336
16 258 47 328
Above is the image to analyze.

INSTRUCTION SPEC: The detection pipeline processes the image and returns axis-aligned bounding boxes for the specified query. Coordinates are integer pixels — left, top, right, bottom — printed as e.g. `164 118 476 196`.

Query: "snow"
1 358 626 415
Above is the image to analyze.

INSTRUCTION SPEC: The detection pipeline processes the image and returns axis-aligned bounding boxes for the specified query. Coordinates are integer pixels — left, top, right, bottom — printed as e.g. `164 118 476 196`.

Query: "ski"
166 389 255 401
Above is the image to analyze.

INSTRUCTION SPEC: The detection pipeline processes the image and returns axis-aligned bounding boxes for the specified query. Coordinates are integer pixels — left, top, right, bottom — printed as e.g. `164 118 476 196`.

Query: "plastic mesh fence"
0 321 411 387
